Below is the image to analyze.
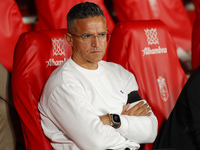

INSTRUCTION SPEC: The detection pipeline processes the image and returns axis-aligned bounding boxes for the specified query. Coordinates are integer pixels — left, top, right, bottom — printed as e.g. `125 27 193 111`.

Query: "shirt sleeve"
43 83 136 150
116 64 138 94
116 100 158 143
117 66 158 143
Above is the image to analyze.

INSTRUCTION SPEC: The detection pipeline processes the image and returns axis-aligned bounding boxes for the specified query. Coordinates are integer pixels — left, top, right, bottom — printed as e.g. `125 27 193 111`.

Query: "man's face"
67 16 107 69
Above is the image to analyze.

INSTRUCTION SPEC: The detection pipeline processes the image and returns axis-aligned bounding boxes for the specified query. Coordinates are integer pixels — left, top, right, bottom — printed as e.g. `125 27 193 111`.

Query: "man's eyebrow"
84 30 107 34
99 31 107 34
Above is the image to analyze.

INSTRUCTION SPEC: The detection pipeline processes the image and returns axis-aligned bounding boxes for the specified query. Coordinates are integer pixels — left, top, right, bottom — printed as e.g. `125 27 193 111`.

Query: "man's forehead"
74 16 107 33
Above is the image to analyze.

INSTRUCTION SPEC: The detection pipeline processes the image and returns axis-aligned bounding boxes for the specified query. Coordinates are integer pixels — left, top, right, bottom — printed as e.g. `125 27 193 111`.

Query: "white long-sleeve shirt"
38 57 158 150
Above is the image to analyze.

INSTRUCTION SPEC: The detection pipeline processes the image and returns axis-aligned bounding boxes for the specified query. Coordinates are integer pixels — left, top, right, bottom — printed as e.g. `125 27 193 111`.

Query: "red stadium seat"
192 0 200 71
113 0 192 52
193 0 200 14
34 0 114 32
12 29 72 150
0 0 28 72
192 15 200 71
107 20 188 150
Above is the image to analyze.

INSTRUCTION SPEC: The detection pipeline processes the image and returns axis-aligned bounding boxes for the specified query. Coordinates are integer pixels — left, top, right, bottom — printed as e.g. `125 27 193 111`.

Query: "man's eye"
82 34 91 39
98 33 106 37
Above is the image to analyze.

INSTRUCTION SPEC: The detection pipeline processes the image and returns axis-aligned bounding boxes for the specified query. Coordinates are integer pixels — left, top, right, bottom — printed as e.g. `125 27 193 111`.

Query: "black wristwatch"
110 114 121 129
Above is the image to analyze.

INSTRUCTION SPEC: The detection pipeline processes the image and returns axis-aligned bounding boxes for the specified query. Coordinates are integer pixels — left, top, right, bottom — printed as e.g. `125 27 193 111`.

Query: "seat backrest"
0 0 28 72
12 29 72 150
34 0 115 32
112 0 192 52
107 20 187 149
192 14 200 71
193 0 200 14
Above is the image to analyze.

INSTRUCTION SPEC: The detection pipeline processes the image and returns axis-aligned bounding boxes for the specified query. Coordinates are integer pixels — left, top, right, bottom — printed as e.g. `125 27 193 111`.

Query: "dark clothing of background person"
153 66 200 150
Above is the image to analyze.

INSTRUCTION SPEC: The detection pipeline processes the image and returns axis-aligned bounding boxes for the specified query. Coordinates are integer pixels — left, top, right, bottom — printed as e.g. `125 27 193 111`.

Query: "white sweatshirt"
38 57 158 150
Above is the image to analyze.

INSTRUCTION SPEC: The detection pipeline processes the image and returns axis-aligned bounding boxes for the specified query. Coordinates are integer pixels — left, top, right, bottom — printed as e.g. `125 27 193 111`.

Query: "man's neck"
71 56 98 70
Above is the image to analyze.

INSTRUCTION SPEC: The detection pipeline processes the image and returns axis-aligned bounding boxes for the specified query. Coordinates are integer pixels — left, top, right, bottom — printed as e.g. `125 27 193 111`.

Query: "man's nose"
91 36 100 47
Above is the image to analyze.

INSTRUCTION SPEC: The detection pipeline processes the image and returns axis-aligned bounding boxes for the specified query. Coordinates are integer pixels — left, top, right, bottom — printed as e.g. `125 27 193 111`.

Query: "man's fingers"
131 101 145 110
145 112 152 116
128 102 151 116
133 103 148 114
122 100 152 116
140 106 151 116
121 103 130 114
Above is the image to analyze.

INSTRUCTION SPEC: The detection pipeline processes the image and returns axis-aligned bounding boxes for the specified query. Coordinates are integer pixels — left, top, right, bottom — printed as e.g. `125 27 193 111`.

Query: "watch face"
113 114 120 123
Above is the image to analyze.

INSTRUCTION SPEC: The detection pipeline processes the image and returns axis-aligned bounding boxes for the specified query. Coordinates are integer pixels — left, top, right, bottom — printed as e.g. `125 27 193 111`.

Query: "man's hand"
122 101 151 116
99 101 151 126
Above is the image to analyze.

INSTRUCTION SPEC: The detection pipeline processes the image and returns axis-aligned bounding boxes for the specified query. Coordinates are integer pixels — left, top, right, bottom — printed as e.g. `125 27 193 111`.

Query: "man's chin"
90 57 104 63
90 53 104 60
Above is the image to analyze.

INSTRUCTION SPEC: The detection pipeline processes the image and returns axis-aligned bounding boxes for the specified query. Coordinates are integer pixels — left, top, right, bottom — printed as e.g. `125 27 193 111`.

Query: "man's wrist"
99 114 112 125
107 113 114 126
108 113 121 129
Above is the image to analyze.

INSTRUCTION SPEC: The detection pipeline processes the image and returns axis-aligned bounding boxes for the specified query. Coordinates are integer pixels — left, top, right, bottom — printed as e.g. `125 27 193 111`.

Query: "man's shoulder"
100 60 124 70
45 59 80 89
52 60 79 80
100 61 131 76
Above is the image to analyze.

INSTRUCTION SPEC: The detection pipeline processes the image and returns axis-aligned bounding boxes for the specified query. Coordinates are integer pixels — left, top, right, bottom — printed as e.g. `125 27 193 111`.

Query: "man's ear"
65 33 73 46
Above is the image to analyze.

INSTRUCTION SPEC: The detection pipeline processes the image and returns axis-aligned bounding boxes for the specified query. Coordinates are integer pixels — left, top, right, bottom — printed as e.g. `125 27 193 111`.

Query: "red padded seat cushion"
0 0 28 72
107 21 187 149
12 29 72 150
